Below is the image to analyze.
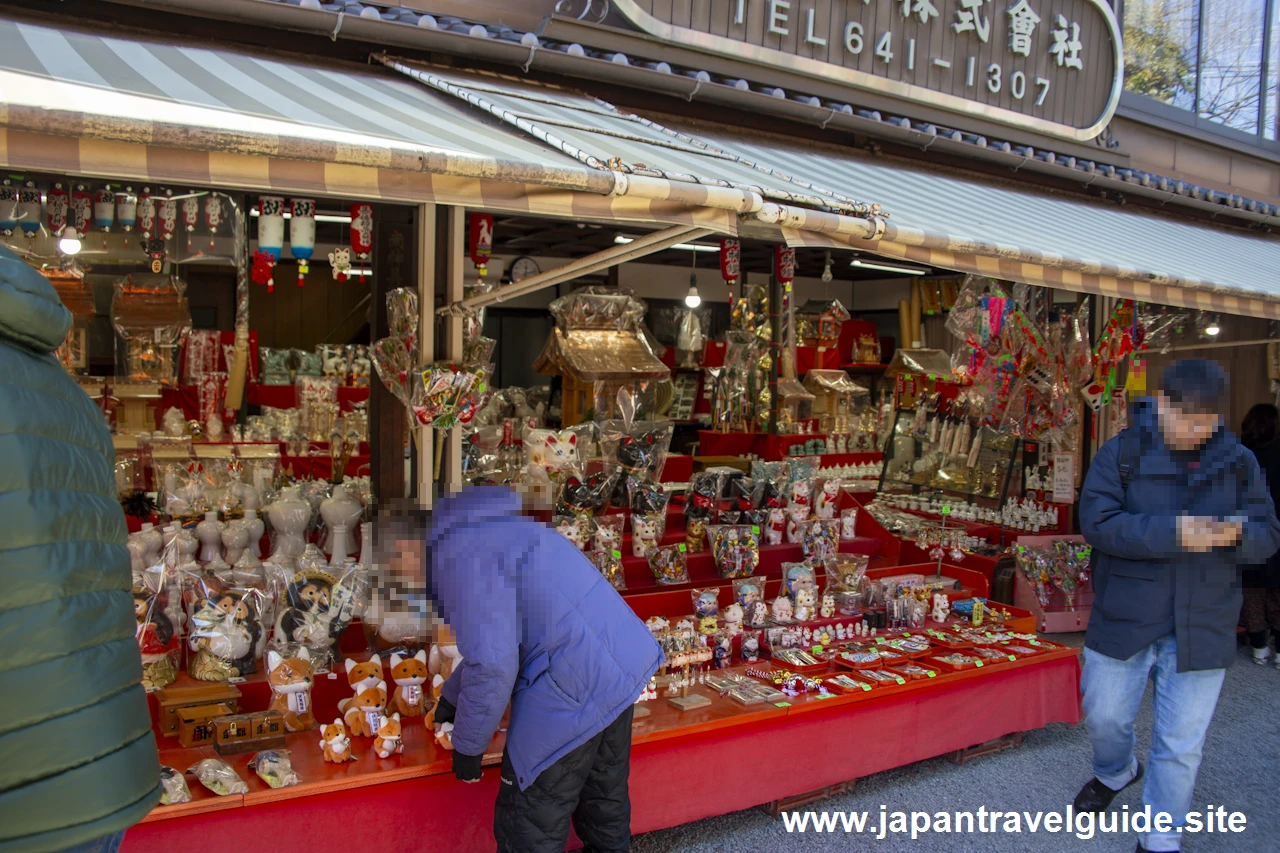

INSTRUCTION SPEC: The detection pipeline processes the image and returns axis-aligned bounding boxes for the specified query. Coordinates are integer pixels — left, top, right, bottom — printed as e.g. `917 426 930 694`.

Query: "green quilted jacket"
0 247 159 853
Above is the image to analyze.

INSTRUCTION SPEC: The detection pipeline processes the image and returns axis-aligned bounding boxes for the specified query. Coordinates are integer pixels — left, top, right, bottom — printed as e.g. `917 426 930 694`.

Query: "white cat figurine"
765 507 786 546
631 516 659 558
814 479 840 519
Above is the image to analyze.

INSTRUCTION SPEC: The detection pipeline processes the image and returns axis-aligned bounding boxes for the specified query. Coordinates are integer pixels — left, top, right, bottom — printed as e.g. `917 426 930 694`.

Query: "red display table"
247 383 370 411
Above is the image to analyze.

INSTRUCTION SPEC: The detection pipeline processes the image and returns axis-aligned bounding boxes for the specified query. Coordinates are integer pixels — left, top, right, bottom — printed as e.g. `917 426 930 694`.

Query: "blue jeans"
1081 634 1225 853
58 831 125 853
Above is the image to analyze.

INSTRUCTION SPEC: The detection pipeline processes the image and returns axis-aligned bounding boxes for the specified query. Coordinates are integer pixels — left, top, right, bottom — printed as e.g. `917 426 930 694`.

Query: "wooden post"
369 204 415 505
434 206 465 494
416 203 437 509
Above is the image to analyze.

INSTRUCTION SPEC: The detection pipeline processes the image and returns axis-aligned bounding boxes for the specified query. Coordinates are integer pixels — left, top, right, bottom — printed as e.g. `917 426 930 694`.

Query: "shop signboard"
607 0 1121 141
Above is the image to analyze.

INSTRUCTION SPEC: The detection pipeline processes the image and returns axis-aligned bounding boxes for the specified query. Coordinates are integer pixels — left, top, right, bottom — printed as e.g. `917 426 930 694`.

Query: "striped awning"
385 59 1280 320
0 16 737 232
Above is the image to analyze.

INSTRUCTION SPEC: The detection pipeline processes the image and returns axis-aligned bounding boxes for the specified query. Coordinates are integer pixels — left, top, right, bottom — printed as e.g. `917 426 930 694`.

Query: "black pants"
494 706 634 853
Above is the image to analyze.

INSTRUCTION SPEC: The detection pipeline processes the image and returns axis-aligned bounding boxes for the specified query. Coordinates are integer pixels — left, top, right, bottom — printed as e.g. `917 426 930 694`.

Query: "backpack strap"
1117 427 1139 491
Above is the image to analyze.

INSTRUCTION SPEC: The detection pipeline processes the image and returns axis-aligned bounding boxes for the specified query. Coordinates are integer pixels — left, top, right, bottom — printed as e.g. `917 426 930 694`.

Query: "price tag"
860 683 872 691
975 661 984 668
875 637 885 644
752 526 760 535
812 645 824 654
894 676 906 685
815 692 836 700
228 676 247 684
925 670 937 678
1029 640 1040 646
774 701 792 708
985 632 993 638
902 633 911 637
1007 655 1017 662
612 549 622 559
677 543 687 552
327 672 338 680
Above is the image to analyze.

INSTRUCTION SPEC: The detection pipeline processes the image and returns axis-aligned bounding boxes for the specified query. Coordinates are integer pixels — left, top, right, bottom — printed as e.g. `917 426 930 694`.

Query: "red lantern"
137 189 155 239
71 185 92 235
157 193 176 243
719 238 740 283
45 184 69 235
775 246 796 284
350 203 373 260
469 213 493 277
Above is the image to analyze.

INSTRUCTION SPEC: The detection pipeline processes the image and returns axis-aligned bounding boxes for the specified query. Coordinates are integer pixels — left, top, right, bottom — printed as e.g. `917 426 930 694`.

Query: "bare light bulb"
685 282 702 308
1205 321 1220 337
59 227 82 255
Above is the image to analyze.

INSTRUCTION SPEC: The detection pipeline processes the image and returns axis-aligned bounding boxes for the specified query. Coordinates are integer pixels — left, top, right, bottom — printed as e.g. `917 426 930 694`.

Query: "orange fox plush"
320 718 355 763
338 679 387 737
266 648 316 732
343 655 383 691
389 650 429 718
373 713 403 759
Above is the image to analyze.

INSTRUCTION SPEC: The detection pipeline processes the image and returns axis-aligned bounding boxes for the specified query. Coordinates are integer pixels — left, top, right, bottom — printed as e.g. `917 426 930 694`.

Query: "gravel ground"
631 642 1280 853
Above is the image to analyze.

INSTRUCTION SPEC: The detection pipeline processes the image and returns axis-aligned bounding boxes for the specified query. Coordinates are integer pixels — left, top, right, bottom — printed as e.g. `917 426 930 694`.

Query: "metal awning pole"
436 224 716 315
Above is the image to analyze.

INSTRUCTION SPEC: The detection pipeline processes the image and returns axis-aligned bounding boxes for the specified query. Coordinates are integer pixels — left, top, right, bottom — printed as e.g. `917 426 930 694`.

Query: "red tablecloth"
247 383 370 411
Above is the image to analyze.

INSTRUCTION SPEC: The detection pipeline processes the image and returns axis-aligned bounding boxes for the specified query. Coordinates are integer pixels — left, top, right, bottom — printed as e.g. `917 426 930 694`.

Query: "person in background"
0 247 160 853
1239 402 1280 666
1073 359 1280 853
380 485 663 853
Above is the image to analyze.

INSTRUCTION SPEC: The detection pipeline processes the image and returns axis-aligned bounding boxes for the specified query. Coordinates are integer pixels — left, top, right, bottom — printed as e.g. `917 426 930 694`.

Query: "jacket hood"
0 246 72 353
1131 396 1241 479
428 485 523 539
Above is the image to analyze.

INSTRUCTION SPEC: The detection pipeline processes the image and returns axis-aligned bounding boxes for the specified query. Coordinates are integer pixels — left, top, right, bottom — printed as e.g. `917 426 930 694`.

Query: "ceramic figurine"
741 633 760 663
931 592 951 623
840 509 859 540
765 507 786 545
815 479 840 519
241 508 265 558
390 650 429 717
793 588 816 622
139 523 163 568
835 623 847 640
266 647 316 732
196 512 224 564
698 615 717 636
750 601 769 628
232 480 261 512
320 484 363 564
339 678 387 737
820 593 836 619
631 515 660 558
127 534 146 574
134 588 180 690
275 569 352 659
373 713 403 758
320 719 356 763
556 517 588 551
221 521 250 567
266 486 311 564
722 603 744 636
593 522 621 554
785 504 808 545
771 595 794 622
645 616 670 634
789 479 811 508
713 637 731 669
187 590 262 681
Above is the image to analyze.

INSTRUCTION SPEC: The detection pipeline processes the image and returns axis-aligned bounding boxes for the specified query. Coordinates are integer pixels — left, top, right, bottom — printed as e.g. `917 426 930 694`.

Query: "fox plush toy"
373 713 404 759
338 679 387 737
389 650 429 717
422 641 463 727
320 719 355 763
343 655 383 691
266 647 316 732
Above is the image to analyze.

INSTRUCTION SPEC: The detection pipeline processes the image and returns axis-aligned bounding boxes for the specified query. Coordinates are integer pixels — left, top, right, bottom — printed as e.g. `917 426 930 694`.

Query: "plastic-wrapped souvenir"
723 603 744 636
785 504 809 545
763 506 787 546
802 519 840 564
840 507 859 540
134 575 181 690
740 630 761 663
782 562 818 599
183 572 269 681
266 646 317 732
691 588 720 619
270 565 359 668
683 471 723 548
648 543 689 586
793 588 817 622
814 477 842 519
159 766 191 806
630 502 668 558
588 549 626 591
733 576 768 628
553 515 590 551
524 426 583 480
591 514 625 555
560 469 617 518
187 759 248 796
713 634 732 669
708 524 761 580
248 750 301 788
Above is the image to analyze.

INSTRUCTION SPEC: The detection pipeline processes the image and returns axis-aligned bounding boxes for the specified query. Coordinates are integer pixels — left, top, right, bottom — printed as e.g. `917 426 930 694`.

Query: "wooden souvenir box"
176 703 235 748
156 683 242 735
213 710 287 756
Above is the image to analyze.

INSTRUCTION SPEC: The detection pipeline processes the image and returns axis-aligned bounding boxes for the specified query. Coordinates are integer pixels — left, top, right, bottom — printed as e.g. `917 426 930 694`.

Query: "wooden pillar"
369 204 416 505
415 203 437 508
434 206 465 493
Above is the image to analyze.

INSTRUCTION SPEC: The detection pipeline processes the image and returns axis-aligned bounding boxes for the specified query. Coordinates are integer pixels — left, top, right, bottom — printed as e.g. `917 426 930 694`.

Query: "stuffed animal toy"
338 679 387 737
320 719 355 763
373 713 403 759
389 650 429 718
266 647 316 732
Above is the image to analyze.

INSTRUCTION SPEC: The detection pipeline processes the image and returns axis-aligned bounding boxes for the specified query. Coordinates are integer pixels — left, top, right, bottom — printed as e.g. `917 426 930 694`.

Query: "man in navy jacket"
382 485 662 853
1074 360 1280 853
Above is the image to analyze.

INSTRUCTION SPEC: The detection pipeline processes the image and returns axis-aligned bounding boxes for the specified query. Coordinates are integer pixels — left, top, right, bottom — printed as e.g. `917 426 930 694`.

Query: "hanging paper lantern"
257 196 285 291
0 181 18 238
350 202 373 268
71 185 92 237
17 183 42 241
775 246 796 283
181 195 199 249
117 187 137 248
45 183 69 236
203 195 222 250
93 187 115 245
137 189 155 240
289 198 316 287
720 237 740 310
157 192 177 244
468 213 493 278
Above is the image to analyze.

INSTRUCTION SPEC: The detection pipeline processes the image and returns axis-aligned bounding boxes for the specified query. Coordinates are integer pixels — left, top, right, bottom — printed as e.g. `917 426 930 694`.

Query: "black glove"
453 751 483 783
433 695 456 727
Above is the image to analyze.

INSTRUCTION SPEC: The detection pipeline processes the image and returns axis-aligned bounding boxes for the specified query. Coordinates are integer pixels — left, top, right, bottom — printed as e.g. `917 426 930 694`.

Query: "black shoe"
1072 761 1144 812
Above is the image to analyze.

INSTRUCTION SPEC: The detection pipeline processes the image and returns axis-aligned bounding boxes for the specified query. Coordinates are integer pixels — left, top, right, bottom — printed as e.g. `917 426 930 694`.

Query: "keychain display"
648 543 689 586
1015 540 1093 607
707 524 761 580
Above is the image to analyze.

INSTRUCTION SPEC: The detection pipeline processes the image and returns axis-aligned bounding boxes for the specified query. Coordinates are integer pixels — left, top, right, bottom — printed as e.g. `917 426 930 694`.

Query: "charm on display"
720 237 740 308
256 196 285 292
45 183 69 237
204 195 223 251
71 185 92 243
157 192 177 245
0 180 18 237
329 247 352 282
290 199 316 287
468 212 493 279
181 195 200 250
141 238 167 274
350 202 373 275
137 189 155 240
94 187 115 249
117 188 138 246
17 182 42 241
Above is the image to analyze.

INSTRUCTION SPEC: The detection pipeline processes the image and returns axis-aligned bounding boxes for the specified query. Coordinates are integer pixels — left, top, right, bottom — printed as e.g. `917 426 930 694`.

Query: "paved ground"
632 641 1280 852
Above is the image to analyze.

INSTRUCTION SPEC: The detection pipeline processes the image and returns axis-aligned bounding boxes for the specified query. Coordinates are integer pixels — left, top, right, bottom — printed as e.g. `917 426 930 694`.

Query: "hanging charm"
328 246 352 282
157 192 177 246
71 185 92 244
468 212 493 280
350 202 373 276
775 246 796 284
289 198 315 287
257 196 285 292
204 195 222 251
0 180 18 240
181 195 199 250
45 183 69 237
141 237 166 274
720 237 740 309
137 189 155 240
17 182 43 242
117 188 138 248
94 187 115 249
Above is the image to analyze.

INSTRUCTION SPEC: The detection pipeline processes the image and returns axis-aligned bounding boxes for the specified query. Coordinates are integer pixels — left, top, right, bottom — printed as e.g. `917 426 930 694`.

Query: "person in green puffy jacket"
0 246 159 853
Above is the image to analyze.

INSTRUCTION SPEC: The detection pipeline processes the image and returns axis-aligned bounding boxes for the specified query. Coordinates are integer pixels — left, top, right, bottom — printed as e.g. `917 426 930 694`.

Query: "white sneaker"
1253 646 1273 665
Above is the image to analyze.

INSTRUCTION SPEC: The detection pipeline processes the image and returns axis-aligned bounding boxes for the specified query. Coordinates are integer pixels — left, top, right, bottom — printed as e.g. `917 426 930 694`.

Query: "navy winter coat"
426 486 663 789
1081 400 1280 672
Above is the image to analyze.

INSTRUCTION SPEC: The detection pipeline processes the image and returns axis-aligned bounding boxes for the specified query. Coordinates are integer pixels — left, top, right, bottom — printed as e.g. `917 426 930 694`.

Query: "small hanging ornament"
181 194 199 250
720 237 740 309
0 180 18 239
775 246 796 284
157 191 177 245
17 182 43 242
204 195 222 251
93 187 115 249
45 183 69 236
251 250 276 292
289 198 315 287
140 237 166 274
71 185 92 240
137 188 155 240
468 212 493 279
116 187 137 248
328 246 352 282
350 202 373 275
257 196 285 292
